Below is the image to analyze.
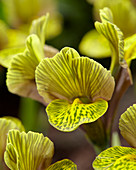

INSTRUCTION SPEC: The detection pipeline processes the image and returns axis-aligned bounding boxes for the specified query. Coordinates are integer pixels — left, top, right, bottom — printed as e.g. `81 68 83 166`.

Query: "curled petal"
93 146 136 169
46 98 108 132
36 47 115 103
4 130 54 170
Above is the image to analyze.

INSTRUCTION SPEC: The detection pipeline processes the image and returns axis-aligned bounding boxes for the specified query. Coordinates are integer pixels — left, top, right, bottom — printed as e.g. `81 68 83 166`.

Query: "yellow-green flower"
0 117 24 167
80 5 136 67
93 104 136 169
35 47 115 132
4 130 77 170
1 0 62 39
6 15 58 104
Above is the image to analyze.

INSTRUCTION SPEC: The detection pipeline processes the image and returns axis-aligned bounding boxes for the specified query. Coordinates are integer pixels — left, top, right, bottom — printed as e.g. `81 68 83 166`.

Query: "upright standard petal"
93 146 136 169
119 104 136 148
95 7 127 74
4 130 54 170
30 14 49 47
36 47 115 103
6 34 45 103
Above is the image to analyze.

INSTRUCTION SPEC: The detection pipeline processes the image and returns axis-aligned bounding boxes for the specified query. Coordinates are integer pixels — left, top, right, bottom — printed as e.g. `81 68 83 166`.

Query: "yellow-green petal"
124 34 136 66
47 159 77 170
0 47 25 68
119 104 136 148
0 117 24 160
30 14 49 47
95 8 126 74
4 130 54 170
6 34 45 103
79 29 111 58
93 146 136 169
99 7 113 23
46 98 108 132
36 47 115 103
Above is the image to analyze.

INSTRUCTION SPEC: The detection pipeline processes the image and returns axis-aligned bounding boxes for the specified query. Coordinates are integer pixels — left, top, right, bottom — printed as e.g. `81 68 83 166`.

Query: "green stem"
82 118 109 155
104 67 132 144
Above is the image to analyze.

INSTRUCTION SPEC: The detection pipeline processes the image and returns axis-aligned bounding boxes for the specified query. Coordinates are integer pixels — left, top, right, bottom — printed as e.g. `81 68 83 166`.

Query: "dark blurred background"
0 0 136 169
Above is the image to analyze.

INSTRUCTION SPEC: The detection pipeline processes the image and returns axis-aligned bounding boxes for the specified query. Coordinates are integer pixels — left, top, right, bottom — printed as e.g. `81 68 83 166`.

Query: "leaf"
119 104 136 148
0 47 25 68
36 47 115 103
30 14 49 47
4 130 54 170
93 146 136 169
46 98 108 132
6 34 45 103
0 117 24 160
47 159 77 170
79 29 111 58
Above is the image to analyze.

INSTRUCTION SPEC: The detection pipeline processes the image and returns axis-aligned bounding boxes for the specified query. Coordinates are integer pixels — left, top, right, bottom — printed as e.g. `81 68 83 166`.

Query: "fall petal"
93 146 136 169
46 98 108 132
47 159 77 170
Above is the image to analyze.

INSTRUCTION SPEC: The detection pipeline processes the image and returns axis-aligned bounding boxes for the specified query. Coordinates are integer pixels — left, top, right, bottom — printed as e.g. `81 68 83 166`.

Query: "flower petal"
46 98 108 132
124 34 136 65
36 47 115 103
79 29 110 58
93 146 136 169
95 8 126 72
4 130 54 170
119 104 136 148
0 117 24 160
30 14 49 47
47 159 77 170
0 47 25 68
6 34 45 103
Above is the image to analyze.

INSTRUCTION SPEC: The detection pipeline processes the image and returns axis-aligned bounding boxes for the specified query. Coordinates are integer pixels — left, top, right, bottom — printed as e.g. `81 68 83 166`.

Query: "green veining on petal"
46 98 108 132
47 159 77 170
93 146 136 169
119 104 136 148
36 47 115 103
30 14 49 47
6 34 45 101
4 130 54 170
